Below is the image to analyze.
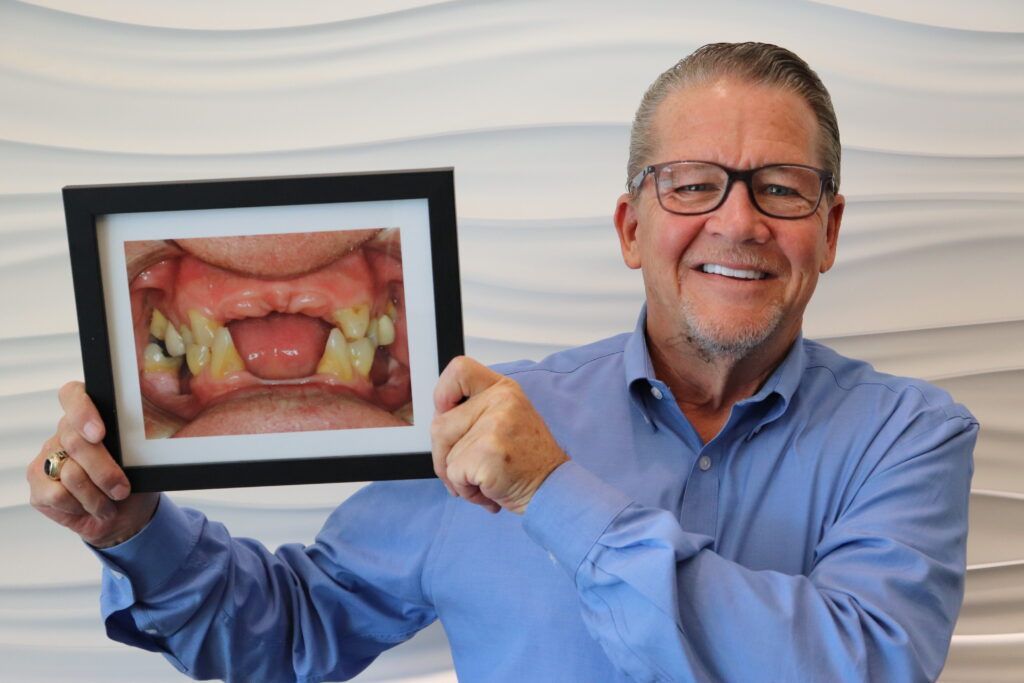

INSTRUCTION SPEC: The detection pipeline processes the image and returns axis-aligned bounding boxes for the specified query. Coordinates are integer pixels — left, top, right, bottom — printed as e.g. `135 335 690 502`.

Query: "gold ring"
44 450 69 481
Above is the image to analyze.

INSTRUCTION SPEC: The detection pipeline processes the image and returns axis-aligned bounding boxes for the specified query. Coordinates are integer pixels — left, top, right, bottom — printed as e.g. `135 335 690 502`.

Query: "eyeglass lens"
655 162 823 217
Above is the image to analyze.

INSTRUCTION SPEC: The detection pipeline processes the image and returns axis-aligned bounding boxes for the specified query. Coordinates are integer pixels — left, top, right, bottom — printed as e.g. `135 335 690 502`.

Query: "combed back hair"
627 42 841 195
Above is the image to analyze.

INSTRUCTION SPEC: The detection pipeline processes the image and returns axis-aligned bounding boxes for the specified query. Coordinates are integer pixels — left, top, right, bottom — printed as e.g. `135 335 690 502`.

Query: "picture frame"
62 168 462 492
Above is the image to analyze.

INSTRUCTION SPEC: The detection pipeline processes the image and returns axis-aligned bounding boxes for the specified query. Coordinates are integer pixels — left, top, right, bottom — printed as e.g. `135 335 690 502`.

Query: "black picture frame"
63 168 462 492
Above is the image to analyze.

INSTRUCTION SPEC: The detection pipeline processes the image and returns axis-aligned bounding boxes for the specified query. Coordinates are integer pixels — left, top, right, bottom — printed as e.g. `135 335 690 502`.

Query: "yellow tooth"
366 318 379 347
180 324 194 347
149 309 168 340
143 342 182 373
209 327 244 380
164 323 186 357
386 301 397 320
188 309 218 347
349 337 375 378
377 314 395 346
334 305 370 341
186 344 210 376
316 328 353 381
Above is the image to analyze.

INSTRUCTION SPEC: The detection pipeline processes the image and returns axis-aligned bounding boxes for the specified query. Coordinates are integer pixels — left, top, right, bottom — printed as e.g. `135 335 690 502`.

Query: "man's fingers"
52 457 116 520
444 437 501 513
432 409 499 510
57 417 130 502
434 356 504 413
57 381 105 444
27 442 88 517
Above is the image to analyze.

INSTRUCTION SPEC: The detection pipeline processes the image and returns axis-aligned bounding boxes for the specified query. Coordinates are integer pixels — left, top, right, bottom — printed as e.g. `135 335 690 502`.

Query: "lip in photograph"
128 228 412 440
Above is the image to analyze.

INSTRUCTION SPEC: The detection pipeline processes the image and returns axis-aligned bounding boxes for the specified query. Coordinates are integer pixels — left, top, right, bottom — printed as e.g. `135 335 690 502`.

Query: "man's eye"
674 183 717 193
764 184 797 196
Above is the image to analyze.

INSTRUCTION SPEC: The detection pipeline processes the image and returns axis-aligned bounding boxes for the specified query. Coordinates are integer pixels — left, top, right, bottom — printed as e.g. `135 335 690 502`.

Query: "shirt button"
110 570 125 581
144 628 159 635
698 456 712 471
650 386 664 400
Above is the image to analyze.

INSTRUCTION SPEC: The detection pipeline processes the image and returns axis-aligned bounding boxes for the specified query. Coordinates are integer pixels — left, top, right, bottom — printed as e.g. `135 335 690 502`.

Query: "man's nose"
704 181 770 244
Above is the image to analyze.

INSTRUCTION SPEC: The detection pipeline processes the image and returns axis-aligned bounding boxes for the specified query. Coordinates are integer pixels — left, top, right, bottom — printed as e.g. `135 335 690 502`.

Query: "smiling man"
30 43 976 682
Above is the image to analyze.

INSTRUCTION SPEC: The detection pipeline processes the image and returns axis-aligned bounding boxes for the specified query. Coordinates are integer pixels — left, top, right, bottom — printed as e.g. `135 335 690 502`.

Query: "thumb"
433 356 503 413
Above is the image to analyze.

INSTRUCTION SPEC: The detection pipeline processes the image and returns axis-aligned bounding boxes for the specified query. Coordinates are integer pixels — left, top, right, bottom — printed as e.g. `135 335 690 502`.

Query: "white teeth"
149 309 168 340
186 343 210 376
188 310 218 347
349 337 375 378
180 324 194 347
143 342 182 373
164 323 186 357
209 327 244 380
377 314 395 346
701 264 766 280
334 305 370 341
316 328 353 381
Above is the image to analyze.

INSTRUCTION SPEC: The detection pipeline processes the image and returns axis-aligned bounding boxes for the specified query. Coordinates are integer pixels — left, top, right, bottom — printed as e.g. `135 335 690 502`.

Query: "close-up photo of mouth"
126 228 412 439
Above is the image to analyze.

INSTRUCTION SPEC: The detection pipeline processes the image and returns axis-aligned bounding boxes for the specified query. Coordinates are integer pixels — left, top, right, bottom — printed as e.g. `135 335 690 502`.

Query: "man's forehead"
650 78 821 167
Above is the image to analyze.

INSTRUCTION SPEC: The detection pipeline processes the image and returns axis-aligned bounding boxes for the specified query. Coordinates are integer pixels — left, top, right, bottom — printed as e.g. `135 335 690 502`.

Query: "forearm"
525 429 973 683
96 485 442 682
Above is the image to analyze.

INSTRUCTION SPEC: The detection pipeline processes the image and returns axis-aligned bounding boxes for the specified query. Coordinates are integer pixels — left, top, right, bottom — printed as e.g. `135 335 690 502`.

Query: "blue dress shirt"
96 310 977 682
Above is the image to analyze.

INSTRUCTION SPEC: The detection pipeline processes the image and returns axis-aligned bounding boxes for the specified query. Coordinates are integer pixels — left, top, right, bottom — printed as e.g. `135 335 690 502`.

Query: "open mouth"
696 262 772 281
127 229 412 438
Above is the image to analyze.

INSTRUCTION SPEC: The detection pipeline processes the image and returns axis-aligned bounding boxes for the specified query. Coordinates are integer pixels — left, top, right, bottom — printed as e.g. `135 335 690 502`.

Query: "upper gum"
167 251 377 329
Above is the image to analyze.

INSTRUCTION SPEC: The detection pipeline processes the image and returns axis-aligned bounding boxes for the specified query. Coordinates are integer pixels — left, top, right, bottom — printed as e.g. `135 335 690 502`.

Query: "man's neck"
646 324 796 442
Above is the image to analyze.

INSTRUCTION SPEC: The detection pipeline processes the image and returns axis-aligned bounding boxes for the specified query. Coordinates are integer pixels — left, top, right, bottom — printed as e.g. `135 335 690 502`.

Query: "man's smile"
697 262 771 280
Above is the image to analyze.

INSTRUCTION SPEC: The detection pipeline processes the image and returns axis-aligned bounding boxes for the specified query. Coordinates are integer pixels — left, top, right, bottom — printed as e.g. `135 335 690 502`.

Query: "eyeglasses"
629 160 835 219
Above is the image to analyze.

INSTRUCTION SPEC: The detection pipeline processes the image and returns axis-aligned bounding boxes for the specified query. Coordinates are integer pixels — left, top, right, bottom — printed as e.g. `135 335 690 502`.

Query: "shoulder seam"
503 349 625 378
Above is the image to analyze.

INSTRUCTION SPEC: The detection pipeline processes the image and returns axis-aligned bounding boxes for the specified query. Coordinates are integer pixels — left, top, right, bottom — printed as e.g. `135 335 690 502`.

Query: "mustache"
686 250 783 275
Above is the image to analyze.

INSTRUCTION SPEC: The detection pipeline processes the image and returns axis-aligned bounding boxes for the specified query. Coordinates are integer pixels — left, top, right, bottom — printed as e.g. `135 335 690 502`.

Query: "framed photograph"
62 168 462 492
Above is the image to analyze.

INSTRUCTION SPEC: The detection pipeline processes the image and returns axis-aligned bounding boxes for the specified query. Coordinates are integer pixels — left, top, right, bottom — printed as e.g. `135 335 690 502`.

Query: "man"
28 43 976 681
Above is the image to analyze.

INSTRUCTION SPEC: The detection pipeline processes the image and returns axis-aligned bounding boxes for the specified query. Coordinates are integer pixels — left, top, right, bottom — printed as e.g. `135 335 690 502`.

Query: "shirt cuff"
93 492 202 597
523 460 632 578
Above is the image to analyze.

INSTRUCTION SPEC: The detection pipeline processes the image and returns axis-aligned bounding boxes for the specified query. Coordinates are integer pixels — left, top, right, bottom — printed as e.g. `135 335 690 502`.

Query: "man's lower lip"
171 384 410 438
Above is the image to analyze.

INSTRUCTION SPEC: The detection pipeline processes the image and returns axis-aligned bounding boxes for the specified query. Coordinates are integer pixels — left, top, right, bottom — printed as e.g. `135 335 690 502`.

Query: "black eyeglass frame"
628 160 836 220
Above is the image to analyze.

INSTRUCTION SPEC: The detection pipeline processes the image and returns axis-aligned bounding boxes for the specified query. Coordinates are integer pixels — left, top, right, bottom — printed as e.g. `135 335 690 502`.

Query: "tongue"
229 313 331 380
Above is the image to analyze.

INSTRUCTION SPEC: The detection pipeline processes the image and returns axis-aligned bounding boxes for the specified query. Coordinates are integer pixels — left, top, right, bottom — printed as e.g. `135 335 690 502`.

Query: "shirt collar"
623 303 656 390
622 304 807 431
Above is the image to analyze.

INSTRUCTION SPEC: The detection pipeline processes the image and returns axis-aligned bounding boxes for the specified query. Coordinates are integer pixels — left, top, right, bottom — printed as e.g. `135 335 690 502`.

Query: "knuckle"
60 430 85 455
96 471 122 494
58 381 83 407
60 462 86 492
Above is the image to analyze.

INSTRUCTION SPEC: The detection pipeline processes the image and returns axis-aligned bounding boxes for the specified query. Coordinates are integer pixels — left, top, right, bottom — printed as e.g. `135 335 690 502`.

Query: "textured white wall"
1 1 1022 681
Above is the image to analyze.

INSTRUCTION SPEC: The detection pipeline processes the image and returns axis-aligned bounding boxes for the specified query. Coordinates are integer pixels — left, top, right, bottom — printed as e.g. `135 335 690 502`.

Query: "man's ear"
614 193 642 270
820 193 845 273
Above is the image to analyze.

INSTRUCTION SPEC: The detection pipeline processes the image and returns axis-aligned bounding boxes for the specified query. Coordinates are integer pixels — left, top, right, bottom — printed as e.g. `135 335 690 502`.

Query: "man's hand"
431 356 569 514
27 381 159 548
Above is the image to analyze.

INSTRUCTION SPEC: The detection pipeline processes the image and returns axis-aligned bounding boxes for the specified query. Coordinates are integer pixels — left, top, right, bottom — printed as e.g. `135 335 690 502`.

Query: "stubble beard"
677 297 785 362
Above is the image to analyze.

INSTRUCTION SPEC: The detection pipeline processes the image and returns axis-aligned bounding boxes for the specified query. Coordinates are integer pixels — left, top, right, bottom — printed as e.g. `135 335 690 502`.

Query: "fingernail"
111 484 130 501
84 421 102 443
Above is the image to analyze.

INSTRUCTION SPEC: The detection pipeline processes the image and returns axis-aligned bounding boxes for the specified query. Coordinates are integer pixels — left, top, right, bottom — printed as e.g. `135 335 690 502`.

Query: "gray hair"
627 42 841 194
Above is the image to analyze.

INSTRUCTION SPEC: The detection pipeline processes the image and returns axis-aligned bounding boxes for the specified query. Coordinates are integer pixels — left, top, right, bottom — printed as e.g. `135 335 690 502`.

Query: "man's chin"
680 306 784 361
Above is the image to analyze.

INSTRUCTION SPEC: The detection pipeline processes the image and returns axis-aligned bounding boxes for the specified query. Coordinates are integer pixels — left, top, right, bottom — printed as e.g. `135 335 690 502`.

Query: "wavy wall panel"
1 1 1021 680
